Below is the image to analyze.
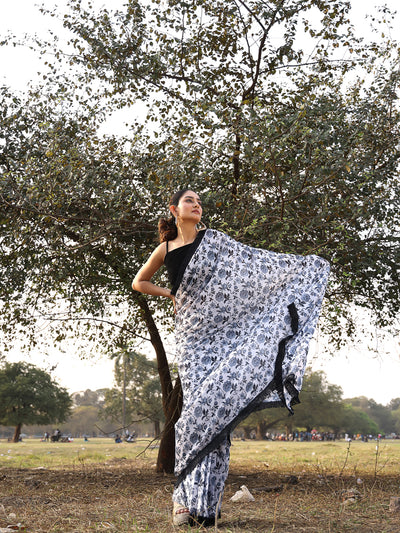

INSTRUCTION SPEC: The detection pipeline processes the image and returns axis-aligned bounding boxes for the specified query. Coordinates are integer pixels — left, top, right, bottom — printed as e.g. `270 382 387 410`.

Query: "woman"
132 189 330 527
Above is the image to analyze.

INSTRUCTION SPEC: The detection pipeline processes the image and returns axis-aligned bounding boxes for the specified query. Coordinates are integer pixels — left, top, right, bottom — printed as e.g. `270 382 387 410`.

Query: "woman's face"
172 190 202 224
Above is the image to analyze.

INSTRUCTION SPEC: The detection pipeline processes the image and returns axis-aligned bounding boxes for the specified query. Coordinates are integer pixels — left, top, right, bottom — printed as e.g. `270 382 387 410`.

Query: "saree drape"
173 229 330 485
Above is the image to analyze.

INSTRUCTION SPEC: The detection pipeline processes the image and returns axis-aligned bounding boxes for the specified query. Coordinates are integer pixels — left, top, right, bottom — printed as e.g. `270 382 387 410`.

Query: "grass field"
0 437 399 532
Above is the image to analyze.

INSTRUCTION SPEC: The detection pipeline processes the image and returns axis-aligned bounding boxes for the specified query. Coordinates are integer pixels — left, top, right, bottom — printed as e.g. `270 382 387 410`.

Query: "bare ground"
0 459 400 532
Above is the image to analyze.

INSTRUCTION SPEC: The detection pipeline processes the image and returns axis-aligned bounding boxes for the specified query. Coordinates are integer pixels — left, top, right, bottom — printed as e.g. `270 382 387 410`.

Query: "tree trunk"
242 426 253 439
65 237 181 472
154 419 161 438
122 353 127 430
156 376 182 473
13 422 22 443
256 421 267 440
136 296 183 473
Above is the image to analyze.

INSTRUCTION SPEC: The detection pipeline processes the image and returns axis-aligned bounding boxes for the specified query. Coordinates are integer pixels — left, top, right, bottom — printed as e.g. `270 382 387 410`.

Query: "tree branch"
241 0 285 101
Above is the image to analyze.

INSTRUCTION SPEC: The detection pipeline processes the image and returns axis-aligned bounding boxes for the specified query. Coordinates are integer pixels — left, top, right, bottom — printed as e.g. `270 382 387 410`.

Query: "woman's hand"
169 292 176 314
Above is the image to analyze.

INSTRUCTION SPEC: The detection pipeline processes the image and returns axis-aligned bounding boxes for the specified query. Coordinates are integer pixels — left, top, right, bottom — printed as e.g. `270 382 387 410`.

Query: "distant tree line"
238 370 400 439
0 353 163 440
0 386 156 440
1 364 399 441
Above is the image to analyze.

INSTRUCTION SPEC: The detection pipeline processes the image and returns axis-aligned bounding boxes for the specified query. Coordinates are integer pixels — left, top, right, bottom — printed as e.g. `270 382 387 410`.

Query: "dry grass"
0 438 400 532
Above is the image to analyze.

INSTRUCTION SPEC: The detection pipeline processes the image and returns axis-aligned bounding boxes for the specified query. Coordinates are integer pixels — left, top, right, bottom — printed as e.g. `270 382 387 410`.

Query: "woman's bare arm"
132 242 172 299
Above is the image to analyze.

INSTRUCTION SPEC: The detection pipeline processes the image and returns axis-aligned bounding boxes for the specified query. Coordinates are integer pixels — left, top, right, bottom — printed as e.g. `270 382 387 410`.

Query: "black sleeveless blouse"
164 230 206 295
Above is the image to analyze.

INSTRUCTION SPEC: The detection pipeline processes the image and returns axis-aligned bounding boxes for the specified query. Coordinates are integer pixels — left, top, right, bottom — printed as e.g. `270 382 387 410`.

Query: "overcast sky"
1 0 400 404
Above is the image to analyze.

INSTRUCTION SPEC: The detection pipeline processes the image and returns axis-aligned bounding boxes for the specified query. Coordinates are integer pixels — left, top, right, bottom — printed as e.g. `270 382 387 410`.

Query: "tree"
388 398 400 412
102 350 165 437
238 370 383 438
388 399 400 435
40 0 399 343
239 369 343 437
366 400 395 434
64 405 101 437
340 404 379 436
72 389 106 408
0 362 72 442
346 396 395 435
239 407 288 439
288 370 343 433
1 0 400 470
391 408 400 435
109 347 135 431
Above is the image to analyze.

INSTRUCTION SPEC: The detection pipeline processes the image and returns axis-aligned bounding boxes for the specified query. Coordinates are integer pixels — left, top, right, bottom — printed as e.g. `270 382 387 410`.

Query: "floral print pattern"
174 229 330 480
173 437 230 518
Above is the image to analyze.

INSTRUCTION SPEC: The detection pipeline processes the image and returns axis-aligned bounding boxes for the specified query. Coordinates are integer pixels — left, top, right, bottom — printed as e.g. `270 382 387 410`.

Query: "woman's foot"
172 502 190 526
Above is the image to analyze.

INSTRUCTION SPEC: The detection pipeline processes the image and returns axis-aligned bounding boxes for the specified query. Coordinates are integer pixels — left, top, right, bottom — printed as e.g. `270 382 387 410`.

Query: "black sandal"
188 515 218 527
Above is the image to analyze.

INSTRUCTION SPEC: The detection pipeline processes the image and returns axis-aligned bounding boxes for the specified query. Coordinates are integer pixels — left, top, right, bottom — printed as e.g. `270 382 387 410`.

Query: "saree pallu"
173 229 330 487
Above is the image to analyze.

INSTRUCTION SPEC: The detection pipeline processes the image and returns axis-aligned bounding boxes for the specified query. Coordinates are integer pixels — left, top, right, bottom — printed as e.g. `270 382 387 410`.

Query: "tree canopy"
1 0 398 348
0 362 72 442
290 370 343 433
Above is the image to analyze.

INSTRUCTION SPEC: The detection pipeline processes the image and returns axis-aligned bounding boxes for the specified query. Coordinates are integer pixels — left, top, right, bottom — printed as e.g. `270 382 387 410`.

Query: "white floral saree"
172 229 330 512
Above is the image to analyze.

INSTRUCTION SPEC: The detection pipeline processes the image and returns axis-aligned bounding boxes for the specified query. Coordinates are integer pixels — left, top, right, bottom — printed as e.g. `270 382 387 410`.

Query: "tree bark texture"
136 296 183 473
13 422 22 443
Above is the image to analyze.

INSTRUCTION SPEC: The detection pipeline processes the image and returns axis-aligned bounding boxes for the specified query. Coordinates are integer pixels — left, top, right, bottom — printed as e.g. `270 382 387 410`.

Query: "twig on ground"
339 439 352 477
